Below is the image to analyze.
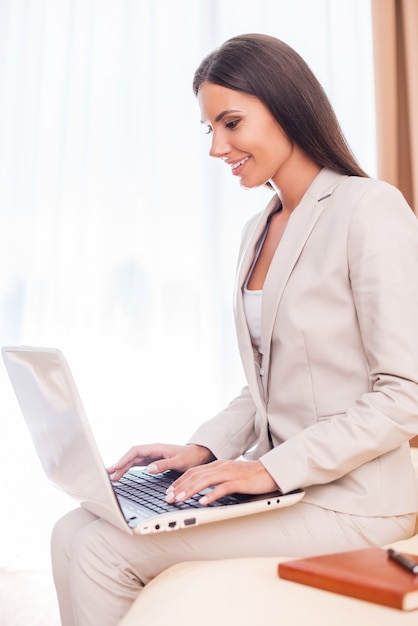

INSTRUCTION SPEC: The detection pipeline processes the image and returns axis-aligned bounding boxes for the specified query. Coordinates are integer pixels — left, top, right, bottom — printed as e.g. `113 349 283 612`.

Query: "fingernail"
199 496 208 505
147 463 158 473
165 490 175 504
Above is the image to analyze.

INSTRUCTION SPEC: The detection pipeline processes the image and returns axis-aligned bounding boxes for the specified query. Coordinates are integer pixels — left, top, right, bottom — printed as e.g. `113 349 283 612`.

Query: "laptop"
1 346 304 535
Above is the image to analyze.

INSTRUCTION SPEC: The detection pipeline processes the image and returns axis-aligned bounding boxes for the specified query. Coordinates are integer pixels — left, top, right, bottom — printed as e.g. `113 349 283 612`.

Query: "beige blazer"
190 168 418 516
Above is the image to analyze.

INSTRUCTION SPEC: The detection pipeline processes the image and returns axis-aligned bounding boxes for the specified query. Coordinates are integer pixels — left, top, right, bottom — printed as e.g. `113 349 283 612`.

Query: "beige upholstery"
118 448 418 626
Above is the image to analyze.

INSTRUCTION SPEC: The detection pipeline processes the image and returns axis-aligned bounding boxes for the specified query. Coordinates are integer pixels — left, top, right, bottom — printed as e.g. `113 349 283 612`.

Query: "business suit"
52 168 418 626
190 167 418 517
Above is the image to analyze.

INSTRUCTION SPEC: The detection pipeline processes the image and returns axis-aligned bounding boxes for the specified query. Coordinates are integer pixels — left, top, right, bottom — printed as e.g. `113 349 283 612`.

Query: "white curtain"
0 0 375 569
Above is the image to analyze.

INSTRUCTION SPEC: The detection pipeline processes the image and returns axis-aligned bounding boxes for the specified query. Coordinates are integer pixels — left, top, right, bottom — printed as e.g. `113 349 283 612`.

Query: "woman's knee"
51 507 98 566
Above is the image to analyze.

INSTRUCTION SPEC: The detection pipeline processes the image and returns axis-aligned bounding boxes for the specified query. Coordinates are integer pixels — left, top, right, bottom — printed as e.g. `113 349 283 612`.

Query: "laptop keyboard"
113 469 245 514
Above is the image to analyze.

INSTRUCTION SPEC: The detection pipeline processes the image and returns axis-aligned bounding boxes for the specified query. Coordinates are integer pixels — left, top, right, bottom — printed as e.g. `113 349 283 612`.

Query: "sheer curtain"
0 0 375 569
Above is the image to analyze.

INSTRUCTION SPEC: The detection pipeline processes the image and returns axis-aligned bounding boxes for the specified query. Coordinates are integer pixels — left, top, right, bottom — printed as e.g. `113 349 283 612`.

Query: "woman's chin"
238 177 258 190
239 178 268 191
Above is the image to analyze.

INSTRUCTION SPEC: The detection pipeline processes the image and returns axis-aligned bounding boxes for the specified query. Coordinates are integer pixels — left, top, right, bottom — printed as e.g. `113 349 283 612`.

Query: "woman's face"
197 81 294 189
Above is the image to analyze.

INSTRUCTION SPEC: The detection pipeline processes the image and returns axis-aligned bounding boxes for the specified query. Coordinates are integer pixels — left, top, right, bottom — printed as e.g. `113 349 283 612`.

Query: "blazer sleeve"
188 385 259 459
260 182 418 494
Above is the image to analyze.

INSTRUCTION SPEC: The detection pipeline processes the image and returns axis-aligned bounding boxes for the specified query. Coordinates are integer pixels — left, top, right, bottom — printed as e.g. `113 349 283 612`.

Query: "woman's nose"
209 132 230 159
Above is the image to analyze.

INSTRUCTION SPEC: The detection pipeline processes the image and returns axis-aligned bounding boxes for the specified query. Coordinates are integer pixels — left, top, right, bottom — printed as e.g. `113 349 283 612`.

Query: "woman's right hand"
107 443 215 482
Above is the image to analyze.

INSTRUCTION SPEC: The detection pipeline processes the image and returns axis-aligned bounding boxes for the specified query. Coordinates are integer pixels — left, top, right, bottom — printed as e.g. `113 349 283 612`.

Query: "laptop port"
184 517 196 527
168 521 177 529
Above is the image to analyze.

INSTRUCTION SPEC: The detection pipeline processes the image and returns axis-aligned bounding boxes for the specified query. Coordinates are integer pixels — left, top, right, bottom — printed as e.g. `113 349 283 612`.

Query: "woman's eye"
225 119 239 130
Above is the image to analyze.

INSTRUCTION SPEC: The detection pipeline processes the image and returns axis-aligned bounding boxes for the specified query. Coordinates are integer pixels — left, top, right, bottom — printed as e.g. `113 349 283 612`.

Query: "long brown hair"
193 33 368 178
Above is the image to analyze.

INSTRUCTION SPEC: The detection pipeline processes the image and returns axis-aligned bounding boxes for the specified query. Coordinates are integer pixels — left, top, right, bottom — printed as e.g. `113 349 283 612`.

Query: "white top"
242 202 282 353
242 287 262 350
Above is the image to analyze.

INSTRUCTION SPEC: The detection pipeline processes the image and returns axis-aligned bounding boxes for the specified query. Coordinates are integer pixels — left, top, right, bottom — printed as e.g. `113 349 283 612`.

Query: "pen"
387 548 418 575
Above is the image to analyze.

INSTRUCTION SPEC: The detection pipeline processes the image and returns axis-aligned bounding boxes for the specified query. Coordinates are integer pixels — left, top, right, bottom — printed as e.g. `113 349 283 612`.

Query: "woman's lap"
51 504 415 626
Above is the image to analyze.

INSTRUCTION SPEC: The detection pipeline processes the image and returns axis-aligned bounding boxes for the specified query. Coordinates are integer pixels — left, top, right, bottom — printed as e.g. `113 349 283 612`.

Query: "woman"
51 34 418 626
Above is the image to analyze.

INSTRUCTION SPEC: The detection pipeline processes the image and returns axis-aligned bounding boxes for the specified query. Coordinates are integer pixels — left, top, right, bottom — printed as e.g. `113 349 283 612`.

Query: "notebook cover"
278 548 418 611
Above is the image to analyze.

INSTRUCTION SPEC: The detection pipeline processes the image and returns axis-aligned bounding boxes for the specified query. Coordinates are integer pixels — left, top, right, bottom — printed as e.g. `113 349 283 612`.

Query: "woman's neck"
269 150 321 215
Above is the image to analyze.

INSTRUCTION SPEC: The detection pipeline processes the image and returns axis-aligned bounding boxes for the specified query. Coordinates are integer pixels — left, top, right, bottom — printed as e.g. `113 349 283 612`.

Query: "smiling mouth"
230 156 250 171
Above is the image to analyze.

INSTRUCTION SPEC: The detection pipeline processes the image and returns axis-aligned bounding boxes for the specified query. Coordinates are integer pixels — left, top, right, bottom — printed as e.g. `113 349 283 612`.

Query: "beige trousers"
51 504 415 626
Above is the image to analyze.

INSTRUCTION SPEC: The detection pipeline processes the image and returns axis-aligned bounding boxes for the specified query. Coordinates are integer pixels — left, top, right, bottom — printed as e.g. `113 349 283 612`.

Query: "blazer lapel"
233 194 280 409
259 195 325 394
260 169 347 393
235 194 280 290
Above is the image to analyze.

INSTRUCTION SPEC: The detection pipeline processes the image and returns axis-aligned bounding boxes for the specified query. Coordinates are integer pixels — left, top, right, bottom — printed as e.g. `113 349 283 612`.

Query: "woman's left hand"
165 459 279 505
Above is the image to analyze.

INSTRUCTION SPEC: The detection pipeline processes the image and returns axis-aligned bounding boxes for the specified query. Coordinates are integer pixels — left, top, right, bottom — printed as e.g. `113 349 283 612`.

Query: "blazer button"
259 368 264 376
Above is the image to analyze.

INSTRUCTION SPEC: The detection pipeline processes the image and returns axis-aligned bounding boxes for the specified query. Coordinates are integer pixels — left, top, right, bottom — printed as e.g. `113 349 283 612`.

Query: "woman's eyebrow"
200 109 242 124
215 109 241 122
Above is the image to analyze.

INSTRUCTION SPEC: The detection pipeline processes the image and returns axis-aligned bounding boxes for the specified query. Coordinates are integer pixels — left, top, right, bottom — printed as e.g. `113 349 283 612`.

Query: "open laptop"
1 346 304 535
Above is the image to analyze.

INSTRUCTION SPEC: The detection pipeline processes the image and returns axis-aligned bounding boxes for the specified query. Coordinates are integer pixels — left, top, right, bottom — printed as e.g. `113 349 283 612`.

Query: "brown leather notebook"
278 548 418 611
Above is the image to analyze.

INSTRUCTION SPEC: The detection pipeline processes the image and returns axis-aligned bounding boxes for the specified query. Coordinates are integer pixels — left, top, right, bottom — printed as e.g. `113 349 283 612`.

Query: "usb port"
184 517 196 526
168 521 177 529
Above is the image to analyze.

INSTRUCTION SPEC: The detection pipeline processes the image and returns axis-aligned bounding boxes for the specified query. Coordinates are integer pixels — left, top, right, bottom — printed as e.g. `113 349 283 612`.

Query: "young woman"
51 34 418 626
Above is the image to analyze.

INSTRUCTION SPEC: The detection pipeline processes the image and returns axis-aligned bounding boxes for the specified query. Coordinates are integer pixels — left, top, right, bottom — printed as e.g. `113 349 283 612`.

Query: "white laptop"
1 346 304 535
